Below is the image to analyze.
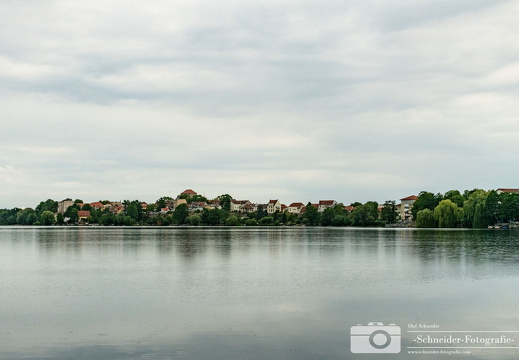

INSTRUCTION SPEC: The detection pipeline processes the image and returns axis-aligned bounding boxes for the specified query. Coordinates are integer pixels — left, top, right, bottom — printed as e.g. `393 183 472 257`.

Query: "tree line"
0 196 398 227
413 189 519 228
0 189 518 228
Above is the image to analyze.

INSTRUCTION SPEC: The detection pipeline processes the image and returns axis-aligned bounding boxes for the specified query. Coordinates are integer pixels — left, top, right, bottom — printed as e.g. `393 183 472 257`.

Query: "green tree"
365 201 379 220
0 208 20 225
56 212 65 225
412 191 443 219
500 193 519 222
302 202 320 225
225 215 241 226
35 199 58 216
351 204 375 226
260 216 274 225
40 211 55 225
483 190 501 225
187 215 201 226
156 196 174 209
255 205 268 221
173 203 189 225
218 194 233 211
380 200 398 223
81 203 92 211
69 208 79 224
462 190 488 228
64 204 80 218
444 190 464 207
434 200 459 228
415 209 437 228
16 208 38 225
99 213 115 226
245 218 258 226
201 208 224 225
125 200 141 221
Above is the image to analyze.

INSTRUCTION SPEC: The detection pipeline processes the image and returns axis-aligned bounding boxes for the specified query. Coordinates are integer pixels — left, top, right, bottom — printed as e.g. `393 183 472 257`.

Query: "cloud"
0 1 518 208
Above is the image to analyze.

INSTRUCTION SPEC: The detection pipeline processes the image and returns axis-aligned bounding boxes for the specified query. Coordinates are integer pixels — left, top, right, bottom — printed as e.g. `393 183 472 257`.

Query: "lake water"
1 227 519 360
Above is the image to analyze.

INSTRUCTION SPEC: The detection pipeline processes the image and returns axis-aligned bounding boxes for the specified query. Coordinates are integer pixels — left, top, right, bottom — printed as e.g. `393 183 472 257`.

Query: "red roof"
497 188 519 193
289 202 305 208
78 211 90 218
268 199 278 204
90 202 104 208
344 206 355 212
319 200 335 206
181 189 197 195
400 195 418 201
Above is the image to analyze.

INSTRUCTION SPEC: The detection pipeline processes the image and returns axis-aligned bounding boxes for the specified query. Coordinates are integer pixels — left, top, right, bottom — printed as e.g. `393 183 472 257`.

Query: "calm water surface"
1 227 519 359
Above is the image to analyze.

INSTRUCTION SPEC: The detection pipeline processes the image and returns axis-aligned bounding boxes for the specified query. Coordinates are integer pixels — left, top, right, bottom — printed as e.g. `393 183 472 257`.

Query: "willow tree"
462 190 488 228
415 209 436 228
434 200 460 228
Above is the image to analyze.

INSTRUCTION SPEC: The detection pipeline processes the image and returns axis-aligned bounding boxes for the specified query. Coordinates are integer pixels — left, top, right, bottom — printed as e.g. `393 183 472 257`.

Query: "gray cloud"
1 1 518 208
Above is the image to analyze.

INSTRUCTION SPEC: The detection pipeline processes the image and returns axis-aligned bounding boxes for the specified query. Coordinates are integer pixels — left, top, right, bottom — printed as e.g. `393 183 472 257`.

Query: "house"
318 200 338 213
241 203 257 214
180 189 197 197
398 195 418 221
287 203 305 215
266 200 281 214
90 202 105 210
78 211 91 221
57 199 74 214
189 202 207 212
230 200 251 212
497 188 519 194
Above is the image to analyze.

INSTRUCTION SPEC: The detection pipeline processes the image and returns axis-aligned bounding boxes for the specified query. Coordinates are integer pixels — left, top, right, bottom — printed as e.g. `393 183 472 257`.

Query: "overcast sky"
1 0 518 208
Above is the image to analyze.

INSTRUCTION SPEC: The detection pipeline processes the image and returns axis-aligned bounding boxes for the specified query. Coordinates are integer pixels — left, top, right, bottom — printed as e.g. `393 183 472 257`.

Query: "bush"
225 215 241 226
187 215 201 226
245 218 258 226
260 216 274 225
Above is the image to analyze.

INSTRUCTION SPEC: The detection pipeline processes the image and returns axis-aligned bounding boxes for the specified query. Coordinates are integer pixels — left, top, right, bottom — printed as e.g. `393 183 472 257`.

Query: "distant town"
1 188 519 228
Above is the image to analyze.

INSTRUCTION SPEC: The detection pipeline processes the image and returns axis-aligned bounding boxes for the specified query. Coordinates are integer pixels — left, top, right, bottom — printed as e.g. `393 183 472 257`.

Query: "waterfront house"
287 203 305 215
398 195 418 221
267 200 282 214
78 211 90 222
318 200 338 212
230 200 252 213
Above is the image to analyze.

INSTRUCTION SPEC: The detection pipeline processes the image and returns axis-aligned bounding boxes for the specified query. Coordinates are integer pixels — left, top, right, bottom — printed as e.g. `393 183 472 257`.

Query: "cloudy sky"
1 0 518 208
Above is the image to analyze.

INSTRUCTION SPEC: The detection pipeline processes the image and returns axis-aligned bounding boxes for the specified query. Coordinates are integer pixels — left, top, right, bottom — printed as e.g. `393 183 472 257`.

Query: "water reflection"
1 227 519 360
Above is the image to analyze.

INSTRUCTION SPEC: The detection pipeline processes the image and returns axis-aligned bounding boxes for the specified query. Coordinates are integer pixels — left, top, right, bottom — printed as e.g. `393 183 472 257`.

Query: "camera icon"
350 322 401 353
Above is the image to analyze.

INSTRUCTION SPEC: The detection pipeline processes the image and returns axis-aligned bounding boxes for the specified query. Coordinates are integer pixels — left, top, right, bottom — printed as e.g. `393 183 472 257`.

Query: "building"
287 203 305 215
318 200 338 213
497 188 519 194
266 200 281 214
57 199 74 214
89 202 105 210
180 189 197 197
189 202 207 212
230 200 251 213
172 198 188 210
78 211 91 221
398 195 418 221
